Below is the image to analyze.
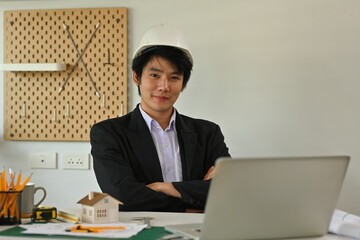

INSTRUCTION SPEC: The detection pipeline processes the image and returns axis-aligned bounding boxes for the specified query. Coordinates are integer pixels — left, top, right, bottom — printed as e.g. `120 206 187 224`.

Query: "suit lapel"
128 106 164 182
176 113 198 181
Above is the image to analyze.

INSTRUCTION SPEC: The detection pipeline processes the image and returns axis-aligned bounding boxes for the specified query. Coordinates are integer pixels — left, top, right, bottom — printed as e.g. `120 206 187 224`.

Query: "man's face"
133 56 184 118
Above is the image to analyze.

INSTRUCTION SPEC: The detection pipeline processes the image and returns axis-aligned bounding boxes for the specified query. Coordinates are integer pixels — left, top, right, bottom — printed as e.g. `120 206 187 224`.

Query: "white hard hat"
133 23 193 64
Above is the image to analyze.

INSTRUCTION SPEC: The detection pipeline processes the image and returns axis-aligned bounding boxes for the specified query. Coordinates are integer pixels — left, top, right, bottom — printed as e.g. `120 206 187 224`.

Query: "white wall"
1 0 360 214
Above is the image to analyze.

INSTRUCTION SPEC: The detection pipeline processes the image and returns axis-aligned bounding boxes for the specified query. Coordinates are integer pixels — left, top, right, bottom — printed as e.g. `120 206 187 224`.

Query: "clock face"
3 8 128 141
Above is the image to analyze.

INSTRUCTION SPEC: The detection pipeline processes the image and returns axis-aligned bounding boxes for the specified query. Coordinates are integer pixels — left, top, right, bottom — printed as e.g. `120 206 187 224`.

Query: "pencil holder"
0 190 22 225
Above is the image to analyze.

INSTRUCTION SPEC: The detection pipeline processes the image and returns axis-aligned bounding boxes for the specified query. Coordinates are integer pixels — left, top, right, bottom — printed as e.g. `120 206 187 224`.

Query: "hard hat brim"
133 44 193 65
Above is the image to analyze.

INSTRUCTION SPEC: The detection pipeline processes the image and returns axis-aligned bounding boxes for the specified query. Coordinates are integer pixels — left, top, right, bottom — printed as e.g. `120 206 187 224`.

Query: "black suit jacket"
90 105 230 212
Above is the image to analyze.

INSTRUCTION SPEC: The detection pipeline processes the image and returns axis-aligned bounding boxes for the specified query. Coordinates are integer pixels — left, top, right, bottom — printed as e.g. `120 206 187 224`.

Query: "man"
90 23 230 212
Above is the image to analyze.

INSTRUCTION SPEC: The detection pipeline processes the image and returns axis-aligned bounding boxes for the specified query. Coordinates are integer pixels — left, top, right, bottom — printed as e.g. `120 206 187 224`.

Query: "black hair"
132 46 193 95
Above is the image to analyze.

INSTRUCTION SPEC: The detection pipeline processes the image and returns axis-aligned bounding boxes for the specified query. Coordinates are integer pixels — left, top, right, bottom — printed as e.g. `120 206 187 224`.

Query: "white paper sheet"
329 209 360 239
20 222 147 238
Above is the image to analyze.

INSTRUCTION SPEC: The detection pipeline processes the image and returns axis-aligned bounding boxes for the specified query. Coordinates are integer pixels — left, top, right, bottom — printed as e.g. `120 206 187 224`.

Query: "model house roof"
77 192 123 207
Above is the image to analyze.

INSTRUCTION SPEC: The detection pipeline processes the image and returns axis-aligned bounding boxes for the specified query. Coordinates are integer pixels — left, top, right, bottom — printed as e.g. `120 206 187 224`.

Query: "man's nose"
158 77 170 91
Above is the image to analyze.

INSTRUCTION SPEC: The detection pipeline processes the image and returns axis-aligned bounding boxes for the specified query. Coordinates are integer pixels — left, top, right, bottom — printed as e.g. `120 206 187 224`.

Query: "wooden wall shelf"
0 63 66 71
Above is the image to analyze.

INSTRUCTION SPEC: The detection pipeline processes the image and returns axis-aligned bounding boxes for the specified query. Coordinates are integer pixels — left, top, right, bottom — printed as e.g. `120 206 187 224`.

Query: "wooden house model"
77 191 123 224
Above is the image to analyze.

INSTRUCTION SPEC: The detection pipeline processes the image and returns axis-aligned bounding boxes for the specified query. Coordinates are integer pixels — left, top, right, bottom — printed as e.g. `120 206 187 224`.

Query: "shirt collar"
139 105 177 132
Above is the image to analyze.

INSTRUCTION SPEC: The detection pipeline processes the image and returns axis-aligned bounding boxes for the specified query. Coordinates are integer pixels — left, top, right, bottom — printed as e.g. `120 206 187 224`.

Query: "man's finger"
204 166 215 180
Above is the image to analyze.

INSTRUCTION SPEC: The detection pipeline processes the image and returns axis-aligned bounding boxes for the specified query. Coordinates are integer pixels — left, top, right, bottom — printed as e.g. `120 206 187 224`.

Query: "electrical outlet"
30 153 57 169
63 153 90 170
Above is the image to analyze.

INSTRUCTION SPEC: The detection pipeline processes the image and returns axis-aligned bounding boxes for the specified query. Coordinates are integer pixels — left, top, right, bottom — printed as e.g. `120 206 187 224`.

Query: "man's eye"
150 74 159 78
171 76 180 80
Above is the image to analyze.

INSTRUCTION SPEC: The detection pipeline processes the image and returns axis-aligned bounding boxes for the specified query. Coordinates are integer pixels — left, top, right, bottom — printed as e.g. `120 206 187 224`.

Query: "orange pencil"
0 175 2 207
0 175 5 213
15 171 22 191
83 226 126 230
2 168 9 218
0 174 3 192
19 173 32 191
9 169 15 191
10 172 21 220
71 224 126 231
1 167 6 192
7 175 18 217
12 169 21 219
13 170 22 221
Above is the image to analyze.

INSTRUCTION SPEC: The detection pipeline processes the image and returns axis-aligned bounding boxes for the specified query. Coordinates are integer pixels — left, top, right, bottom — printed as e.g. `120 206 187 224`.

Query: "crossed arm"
146 166 215 198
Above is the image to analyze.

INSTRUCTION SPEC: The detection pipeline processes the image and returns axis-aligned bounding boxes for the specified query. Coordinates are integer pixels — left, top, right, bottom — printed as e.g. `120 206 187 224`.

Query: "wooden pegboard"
3 8 128 141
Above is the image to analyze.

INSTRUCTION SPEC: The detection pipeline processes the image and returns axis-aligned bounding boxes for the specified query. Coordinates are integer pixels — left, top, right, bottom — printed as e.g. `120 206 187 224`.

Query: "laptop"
166 156 349 240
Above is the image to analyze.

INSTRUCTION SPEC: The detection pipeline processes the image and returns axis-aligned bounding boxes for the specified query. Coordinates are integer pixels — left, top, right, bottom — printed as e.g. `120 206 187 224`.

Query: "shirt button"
164 143 168 147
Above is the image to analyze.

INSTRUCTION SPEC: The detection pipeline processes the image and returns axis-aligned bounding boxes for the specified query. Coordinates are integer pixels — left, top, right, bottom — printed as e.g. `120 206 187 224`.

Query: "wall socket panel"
30 152 57 169
63 153 90 170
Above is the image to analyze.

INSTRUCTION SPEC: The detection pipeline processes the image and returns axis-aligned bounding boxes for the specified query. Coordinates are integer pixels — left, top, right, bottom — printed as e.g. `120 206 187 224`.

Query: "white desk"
117 212 352 240
0 211 353 240
119 211 204 226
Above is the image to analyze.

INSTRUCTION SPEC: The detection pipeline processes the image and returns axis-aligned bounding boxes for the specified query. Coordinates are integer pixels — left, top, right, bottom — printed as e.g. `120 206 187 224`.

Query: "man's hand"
203 166 215 180
147 182 181 198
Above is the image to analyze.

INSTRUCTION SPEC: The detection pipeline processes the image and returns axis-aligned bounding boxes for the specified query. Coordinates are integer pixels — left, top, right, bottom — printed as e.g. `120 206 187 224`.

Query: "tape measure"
31 207 57 222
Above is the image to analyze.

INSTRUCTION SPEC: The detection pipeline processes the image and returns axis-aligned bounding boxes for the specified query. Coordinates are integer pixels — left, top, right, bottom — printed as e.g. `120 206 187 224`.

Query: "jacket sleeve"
172 123 231 209
90 122 185 212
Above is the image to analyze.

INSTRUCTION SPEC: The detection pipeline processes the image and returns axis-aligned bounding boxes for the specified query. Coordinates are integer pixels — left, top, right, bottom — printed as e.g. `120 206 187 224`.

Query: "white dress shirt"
139 105 183 182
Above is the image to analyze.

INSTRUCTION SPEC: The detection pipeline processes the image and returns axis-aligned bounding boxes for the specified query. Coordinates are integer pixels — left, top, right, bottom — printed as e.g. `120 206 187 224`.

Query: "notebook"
165 156 349 240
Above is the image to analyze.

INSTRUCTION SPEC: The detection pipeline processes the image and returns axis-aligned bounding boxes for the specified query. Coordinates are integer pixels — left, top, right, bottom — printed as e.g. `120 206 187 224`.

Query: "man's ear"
132 71 140 86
